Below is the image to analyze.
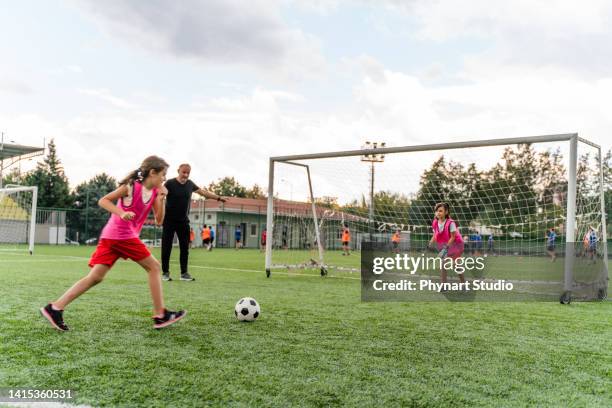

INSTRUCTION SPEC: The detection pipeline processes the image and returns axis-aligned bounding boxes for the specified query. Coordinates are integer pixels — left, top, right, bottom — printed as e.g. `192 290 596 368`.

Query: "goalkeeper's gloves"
438 245 449 258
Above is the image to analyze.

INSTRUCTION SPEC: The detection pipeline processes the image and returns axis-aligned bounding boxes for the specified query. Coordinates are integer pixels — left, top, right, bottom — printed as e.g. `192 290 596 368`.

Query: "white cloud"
388 0 612 78
73 0 326 81
65 65 84 74
0 79 33 95
78 88 138 109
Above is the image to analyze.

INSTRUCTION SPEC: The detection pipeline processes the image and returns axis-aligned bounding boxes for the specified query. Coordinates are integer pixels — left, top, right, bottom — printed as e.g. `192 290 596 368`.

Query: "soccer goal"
265 134 608 302
0 185 38 254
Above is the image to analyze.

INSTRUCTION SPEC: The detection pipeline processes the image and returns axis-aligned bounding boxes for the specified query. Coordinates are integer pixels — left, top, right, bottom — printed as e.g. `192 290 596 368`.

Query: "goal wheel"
559 291 572 304
320 267 328 277
266 269 271 278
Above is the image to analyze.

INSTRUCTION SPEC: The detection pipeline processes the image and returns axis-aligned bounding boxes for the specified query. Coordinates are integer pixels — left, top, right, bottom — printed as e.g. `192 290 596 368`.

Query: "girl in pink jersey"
429 202 465 285
40 156 186 331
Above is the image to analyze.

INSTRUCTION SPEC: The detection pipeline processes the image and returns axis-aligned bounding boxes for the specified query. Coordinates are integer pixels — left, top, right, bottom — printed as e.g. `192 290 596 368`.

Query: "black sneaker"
40 303 69 331
153 309 187 329
162 273 172 281
180 273 195 281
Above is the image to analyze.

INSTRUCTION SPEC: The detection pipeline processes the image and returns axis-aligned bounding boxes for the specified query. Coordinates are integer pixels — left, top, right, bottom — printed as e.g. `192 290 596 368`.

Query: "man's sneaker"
153 309 187 329
180 273 195 281
40 303 69 331
162 273 172 281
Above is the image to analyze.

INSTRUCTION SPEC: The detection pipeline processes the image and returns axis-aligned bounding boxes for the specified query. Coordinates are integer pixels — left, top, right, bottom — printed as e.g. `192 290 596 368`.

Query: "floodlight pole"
370 162 374 222
361 141 385 236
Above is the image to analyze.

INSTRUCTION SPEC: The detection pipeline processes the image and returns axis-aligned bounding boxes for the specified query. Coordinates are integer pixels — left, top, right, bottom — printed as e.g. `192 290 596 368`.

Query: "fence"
7 207 608 259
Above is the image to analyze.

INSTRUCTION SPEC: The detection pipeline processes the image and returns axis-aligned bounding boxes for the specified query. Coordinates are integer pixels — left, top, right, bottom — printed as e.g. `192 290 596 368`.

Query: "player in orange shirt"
391 230 401 253
341 225 351 256
189 228 195 248
201 225 211 251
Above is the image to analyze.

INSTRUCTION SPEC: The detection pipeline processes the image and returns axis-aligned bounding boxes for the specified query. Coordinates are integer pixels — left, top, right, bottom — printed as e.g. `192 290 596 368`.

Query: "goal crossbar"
271 133 583 162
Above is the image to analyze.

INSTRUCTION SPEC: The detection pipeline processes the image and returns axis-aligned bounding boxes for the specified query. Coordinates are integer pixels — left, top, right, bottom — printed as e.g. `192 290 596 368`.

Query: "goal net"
265 134 608 301
0 186 38 254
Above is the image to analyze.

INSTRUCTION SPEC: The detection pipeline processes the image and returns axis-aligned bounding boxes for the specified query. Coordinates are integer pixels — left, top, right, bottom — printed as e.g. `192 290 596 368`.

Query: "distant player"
487 234 494 255
209 225 215 251
341 224 351 256
546 227 557 262
260 227 267 252
282 225 288 249
586 226 598 264
201 225 211 251
235 225 243 249
391 230 401 253
189 227 195 249
428 202 465 285
40 156 186 331
472 231 482 256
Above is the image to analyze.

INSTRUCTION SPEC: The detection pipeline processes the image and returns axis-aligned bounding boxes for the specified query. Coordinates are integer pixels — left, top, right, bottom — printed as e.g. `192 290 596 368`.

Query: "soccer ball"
234 297 260 322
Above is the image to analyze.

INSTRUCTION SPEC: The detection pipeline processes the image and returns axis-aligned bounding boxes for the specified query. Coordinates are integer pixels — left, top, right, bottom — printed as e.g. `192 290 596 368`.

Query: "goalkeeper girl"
40 156 186 331
428 202 465 285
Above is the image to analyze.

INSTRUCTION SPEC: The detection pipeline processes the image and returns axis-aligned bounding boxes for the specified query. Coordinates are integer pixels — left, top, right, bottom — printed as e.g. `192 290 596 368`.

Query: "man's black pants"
161 221 190 275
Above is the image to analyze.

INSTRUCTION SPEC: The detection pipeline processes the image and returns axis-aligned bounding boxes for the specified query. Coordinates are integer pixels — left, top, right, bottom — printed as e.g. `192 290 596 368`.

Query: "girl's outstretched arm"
152 185 167 225
98 184 134 220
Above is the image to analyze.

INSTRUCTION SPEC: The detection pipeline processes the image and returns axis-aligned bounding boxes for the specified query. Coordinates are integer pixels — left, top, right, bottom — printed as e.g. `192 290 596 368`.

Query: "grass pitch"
0 246 610 407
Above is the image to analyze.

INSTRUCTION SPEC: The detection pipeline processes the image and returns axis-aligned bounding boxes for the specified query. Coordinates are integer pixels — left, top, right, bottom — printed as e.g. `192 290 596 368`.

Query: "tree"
23 139 73 208
372 191 412 228
208 177 247 197
245 183 266 199
1 168 24 187
408 156 452 228
71 173 118 241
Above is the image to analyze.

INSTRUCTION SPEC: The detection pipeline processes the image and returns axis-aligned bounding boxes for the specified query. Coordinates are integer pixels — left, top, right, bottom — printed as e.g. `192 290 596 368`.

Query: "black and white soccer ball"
234 297 260 322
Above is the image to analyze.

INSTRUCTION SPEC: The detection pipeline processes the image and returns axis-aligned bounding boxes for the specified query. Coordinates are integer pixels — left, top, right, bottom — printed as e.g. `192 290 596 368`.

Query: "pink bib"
432 218 464 245
100 182 158 240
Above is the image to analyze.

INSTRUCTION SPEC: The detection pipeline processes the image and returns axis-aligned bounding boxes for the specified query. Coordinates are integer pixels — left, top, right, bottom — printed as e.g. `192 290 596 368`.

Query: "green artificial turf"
1 246 610 407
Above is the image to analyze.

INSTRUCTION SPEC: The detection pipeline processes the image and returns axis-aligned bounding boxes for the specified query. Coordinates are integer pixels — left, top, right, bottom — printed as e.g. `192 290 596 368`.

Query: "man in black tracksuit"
161 164 224 281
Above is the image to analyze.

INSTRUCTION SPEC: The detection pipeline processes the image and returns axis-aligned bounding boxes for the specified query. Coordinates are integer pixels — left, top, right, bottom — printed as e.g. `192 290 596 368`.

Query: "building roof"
0 143 45 160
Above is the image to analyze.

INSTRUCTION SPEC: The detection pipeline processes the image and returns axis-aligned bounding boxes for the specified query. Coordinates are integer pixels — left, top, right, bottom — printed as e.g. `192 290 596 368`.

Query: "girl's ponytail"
119 156 169 186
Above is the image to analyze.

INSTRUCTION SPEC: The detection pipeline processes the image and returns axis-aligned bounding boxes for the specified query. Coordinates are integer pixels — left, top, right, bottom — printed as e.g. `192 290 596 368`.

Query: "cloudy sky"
1 0 611 199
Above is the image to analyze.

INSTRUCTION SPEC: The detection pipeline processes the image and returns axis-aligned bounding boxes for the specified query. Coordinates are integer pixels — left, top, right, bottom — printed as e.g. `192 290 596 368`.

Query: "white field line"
0 253 361 280
0 259 86 263
0 253 590 287
187 264 362 280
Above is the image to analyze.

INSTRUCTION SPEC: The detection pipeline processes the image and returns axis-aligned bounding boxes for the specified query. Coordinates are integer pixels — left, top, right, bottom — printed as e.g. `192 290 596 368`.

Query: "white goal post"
0 185 38 254
265 133 608 301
